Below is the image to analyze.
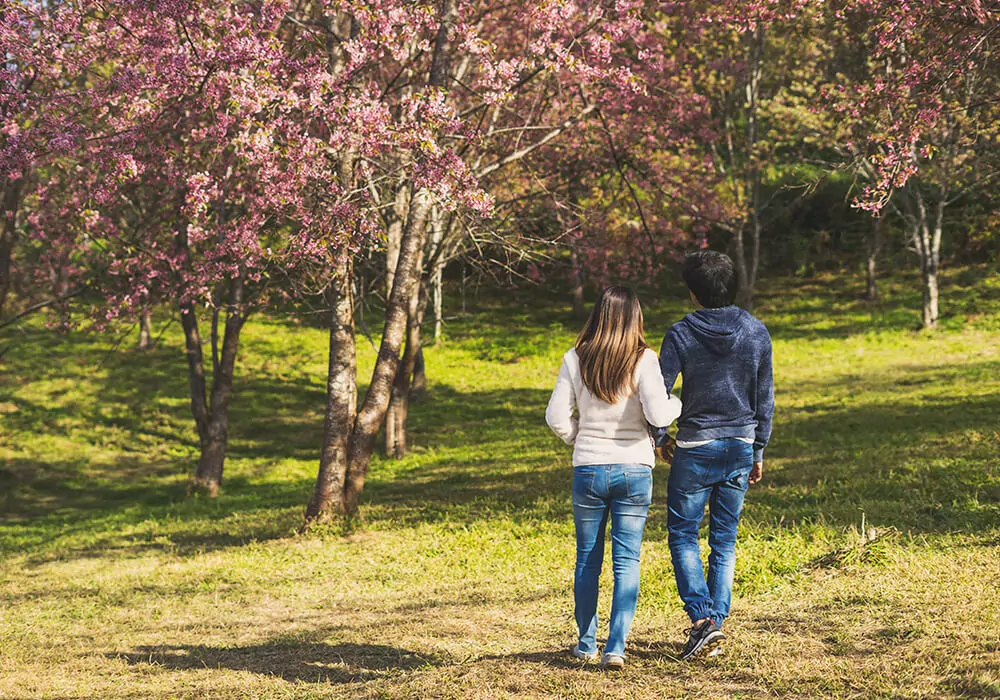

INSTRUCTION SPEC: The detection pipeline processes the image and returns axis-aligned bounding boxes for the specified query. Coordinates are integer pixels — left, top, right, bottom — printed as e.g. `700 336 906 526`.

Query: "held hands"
657 436 676 463
749 460 763 485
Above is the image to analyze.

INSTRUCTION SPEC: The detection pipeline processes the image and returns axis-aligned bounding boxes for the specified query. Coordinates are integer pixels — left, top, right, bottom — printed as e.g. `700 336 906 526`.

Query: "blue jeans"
667 439 753 627
572 464 652 657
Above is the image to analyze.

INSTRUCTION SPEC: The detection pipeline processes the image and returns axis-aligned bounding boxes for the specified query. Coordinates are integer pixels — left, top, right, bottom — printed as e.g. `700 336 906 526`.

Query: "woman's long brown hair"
575 285 649 404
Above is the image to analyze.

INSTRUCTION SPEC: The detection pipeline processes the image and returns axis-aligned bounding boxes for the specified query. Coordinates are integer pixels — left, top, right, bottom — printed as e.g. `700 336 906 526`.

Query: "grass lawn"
2 265 999 698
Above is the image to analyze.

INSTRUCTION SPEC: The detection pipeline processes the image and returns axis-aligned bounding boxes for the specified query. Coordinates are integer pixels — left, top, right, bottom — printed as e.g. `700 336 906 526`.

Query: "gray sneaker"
680 620 725 660
571 644 598 662
600 653 625 670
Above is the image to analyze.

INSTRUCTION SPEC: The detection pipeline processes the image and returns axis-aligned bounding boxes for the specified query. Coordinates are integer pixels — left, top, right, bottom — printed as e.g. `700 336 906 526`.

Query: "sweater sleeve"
651 331 683 445
545 353 578 445
753 330 775 462
638 350 683 429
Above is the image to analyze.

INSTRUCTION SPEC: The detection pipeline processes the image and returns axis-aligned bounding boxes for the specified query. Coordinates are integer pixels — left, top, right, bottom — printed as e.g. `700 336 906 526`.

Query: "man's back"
659 305 773 462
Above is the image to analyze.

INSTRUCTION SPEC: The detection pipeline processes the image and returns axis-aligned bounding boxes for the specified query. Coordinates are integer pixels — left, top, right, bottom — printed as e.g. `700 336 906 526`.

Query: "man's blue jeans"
667 439 753 628
572 464 652 657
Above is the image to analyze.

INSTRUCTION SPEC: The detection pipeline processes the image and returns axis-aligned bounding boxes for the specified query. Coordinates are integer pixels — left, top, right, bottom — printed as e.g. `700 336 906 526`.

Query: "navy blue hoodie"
656 306 774 461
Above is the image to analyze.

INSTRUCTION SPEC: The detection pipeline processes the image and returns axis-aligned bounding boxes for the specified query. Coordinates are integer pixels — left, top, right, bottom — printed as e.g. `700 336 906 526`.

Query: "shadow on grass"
625 638 686 662
111 640 438 684
1 323 327 465
5 320 1000 566
0 453 307 565
472 649 592 671
941 671 1000 699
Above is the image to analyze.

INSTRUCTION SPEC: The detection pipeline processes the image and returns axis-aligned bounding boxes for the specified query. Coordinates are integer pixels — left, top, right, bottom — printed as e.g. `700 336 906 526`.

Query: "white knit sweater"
545 348 682 467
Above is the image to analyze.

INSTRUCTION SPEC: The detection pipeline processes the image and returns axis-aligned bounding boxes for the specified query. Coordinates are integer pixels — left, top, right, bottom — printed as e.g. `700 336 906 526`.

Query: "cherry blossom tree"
826 0 1000 327
296 0 654 520
16 1 371 495
0 2 97 322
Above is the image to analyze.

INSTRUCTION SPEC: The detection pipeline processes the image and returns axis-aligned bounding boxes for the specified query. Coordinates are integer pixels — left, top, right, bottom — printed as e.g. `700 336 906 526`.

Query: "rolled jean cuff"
685 603 713 624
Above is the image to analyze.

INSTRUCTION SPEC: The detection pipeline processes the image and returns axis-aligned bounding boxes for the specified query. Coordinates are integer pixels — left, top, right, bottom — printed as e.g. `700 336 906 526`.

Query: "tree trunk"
923 198 944 329
922 265 939 330
305 259 357 521
192 277 244 493
386 276 430 458
427 205 446 343
0 178 25 318
910 187 942 330
385 181 409 298
386 209 428 458
343 186 434 514
383 180 411 454
864 214 884 302
732 225 750 308
138 307 154 350
432 263 443 341
738 26 765 311
179 302 213 489
569 247 587 320
412 347 426 394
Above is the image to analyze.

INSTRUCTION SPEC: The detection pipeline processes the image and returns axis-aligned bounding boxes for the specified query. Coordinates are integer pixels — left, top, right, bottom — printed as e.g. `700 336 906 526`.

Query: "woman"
546 285 682 670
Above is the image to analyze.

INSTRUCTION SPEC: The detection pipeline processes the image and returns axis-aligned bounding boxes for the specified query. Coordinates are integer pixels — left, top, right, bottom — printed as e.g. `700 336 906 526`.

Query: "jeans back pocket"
572 469 597 505
624 469 652 506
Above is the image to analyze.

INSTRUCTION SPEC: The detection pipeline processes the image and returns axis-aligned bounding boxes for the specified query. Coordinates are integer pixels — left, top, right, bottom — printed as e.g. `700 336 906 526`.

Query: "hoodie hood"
679 306 748 356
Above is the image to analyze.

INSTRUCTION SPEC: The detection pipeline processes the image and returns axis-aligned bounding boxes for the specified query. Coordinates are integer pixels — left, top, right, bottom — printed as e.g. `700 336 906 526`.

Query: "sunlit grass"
1 265 999 698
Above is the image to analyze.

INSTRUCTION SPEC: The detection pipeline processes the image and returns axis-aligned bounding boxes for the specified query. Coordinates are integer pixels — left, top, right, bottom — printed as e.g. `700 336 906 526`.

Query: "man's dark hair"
682 250 738 308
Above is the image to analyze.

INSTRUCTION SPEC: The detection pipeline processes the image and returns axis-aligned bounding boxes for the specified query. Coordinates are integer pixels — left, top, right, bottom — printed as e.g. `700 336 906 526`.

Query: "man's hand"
749 461 763 485
657 436 676 463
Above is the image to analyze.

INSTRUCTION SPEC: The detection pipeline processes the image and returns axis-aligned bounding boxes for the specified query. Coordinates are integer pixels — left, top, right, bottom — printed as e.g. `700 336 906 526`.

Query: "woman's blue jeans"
572 464 652 657
667 438 753 628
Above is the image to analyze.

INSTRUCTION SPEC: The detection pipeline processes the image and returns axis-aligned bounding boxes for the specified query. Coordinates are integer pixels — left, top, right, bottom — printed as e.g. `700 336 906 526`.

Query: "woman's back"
546 347 681 466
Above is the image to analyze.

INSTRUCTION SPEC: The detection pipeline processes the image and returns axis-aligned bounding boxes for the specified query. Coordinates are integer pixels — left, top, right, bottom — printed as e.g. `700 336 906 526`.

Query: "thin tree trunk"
0 178 25 318
138 307 154 350
343 186 434 514
432 263 443 341
923 198 944 329
385 181 409 298
427 205 446 343
175 217 244 497
569 248 587 320
306 259 357 521
910 187 941 330
732 224 750 307
864 214 884 302
386 203 428 457
411 346 426 394
387 277 430 458
179 302 212 485
739 26 764 311
191 277 244 494
383 181 410 454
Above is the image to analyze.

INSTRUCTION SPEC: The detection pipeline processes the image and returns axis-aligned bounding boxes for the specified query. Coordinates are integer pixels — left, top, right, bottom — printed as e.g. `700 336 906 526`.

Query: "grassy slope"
1 265 999 699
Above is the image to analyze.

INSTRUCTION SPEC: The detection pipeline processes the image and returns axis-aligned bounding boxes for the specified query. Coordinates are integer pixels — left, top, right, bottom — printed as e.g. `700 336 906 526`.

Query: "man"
655 250 774 660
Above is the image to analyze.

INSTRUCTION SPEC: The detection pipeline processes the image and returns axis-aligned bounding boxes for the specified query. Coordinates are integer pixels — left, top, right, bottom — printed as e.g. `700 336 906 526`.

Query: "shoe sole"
601 660 625 671
680 630 725 661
